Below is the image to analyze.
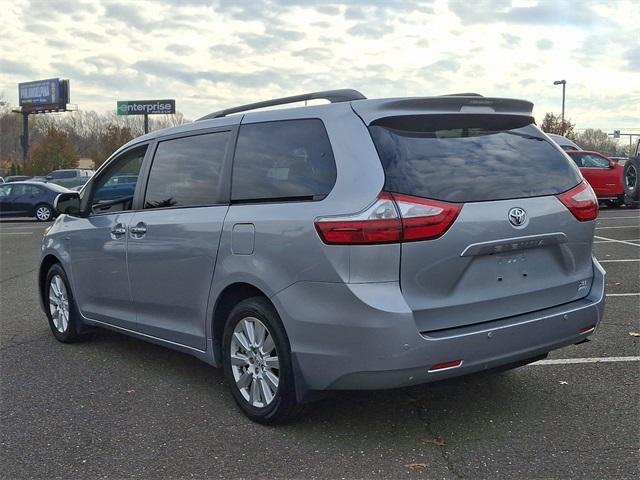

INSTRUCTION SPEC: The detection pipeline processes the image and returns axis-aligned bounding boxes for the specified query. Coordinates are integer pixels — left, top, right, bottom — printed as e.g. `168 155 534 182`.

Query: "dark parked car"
45 169 94 189
5 175 32 183
0 181 70 221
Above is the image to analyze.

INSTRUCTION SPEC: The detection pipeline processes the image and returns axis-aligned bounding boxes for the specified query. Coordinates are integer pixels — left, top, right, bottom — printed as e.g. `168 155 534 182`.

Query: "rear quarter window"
231 119 337 202
369 114 582 203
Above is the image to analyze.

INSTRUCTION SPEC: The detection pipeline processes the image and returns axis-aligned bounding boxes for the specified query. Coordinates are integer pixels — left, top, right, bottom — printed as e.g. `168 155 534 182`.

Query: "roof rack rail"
197 89 366 120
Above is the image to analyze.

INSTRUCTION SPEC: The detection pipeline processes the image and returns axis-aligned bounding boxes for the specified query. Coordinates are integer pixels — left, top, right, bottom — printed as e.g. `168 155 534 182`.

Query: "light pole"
553 80 566 135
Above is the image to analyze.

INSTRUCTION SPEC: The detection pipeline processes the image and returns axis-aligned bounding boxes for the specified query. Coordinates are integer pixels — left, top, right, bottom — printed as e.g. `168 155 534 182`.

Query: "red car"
566 150 626 207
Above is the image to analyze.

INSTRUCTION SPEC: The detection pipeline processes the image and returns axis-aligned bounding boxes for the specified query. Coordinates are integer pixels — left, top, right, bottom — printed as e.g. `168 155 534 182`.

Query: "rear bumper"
273 258 606 393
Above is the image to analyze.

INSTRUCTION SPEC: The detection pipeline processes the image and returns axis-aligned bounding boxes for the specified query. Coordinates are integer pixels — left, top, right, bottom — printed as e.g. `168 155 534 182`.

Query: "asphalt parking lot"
1 208 638 479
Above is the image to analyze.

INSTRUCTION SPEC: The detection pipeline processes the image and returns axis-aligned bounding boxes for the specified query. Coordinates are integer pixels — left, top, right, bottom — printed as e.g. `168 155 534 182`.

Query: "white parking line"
531 356 640 366
594 239 640 243
595 225 640 230
594 235 640 247
597 216 640 221
599 259 640 263
606 293 640 297
0 232 33 235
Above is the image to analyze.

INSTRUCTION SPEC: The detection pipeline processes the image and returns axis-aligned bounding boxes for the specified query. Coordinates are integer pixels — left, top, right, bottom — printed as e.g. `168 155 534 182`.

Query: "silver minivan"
41 90 605 423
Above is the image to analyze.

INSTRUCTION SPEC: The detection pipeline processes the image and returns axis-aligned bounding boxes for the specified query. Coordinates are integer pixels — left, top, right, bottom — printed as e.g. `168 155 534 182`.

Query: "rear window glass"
232 119 336 202
369 115 581 203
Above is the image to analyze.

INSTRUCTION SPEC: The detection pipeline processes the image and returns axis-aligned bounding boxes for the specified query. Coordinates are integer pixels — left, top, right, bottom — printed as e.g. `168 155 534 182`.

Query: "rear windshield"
369 115 581 203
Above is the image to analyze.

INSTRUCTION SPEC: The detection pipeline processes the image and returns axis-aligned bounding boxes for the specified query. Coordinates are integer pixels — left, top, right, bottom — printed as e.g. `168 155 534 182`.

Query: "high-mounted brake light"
557 182 598 222
314 192 461 245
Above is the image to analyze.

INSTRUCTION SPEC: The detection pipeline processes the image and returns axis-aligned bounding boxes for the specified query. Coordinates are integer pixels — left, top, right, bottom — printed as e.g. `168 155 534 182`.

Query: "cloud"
0 59 36 79
165 44 196 56
292 48 332 61
449 0 609 27
535 39 554 51
502 33 521 47
624 46 640 71
348 21 394 38
103 3 155 32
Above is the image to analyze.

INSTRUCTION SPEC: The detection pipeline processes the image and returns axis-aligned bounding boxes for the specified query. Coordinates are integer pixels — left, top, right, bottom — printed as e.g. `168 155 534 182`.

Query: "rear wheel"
222 297 302 424
45 264 89 343
623 157 639 207
34 204 53 222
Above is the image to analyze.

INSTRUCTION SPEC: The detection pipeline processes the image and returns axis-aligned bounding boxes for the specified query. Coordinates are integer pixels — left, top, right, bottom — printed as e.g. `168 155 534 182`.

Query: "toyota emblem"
508 207 527 227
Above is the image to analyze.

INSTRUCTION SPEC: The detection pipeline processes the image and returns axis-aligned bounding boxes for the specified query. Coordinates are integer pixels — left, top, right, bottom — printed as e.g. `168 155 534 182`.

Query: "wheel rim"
626 165 638 190
230 316 280 408
48 274 69 333
36 206 51 221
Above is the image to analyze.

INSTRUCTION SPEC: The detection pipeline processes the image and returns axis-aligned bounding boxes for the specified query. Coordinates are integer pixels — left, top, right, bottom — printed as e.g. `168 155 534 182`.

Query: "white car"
547 133 581 151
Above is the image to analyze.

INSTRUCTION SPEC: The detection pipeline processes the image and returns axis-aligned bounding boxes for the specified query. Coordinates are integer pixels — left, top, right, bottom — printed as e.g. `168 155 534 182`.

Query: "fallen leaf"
559 381 569 385
404 463 429 471
126 389 136 394
421 437 446 447
630 332 640 337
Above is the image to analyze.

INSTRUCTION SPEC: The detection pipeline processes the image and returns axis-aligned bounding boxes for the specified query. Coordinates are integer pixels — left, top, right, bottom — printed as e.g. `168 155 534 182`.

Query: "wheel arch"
211 282 273 365
39 254 62 311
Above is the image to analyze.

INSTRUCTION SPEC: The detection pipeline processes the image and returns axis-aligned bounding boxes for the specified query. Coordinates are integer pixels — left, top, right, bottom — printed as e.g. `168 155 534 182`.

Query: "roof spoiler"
198 89 366 120
351 96 534 125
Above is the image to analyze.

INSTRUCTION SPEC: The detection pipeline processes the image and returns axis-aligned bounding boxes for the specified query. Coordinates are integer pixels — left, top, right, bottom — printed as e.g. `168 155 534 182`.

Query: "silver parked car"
41 90 605 424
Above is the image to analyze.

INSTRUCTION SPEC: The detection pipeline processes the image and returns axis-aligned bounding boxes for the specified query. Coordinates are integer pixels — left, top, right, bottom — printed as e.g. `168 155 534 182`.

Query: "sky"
1 0 639 133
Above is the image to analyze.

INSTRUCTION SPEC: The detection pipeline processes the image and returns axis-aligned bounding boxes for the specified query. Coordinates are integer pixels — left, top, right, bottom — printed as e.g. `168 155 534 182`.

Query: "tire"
222 297 303 424
34 204 53 222
623 157 639 202
44 263 89 343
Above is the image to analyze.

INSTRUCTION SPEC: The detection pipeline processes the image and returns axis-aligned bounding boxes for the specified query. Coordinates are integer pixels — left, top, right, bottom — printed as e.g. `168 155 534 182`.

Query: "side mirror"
45 175 53 180
609 159 617 169
54 192 81 216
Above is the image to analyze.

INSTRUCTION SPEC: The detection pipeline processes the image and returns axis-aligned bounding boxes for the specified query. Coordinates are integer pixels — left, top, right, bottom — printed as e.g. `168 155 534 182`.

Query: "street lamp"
553 80 566 135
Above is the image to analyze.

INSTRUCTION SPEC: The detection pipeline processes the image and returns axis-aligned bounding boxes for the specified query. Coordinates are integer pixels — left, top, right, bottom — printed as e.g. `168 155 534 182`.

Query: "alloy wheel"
48 274 69 333
229 316 280 408
36 206 51 221
626 164 637 191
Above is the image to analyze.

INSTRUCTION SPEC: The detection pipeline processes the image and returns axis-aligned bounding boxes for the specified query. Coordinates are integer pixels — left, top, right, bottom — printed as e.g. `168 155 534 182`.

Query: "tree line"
0 97 188 176
539 112 630 156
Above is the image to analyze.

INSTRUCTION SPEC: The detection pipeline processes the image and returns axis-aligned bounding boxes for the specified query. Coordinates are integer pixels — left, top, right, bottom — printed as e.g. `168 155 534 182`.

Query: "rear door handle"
130 222 147 238
110 223 127 237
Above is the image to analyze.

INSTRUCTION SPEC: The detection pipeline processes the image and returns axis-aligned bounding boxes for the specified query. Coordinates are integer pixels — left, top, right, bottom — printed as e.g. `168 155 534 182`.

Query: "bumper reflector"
579 325 596 334
428 360 463 372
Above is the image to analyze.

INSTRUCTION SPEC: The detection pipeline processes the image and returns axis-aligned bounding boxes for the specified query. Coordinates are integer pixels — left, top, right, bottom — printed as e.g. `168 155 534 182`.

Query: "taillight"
557 182 598 221
314 193 402 245
392 194 462 241
314 192 461 245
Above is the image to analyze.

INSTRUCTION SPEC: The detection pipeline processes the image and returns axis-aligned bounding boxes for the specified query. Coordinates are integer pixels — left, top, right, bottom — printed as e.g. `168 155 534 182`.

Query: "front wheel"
44 264 89 343
222 297 302 424
34 204 53 222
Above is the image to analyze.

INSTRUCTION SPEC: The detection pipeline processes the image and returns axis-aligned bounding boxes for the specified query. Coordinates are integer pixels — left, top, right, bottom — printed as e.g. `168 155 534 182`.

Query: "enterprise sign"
117 99 176 115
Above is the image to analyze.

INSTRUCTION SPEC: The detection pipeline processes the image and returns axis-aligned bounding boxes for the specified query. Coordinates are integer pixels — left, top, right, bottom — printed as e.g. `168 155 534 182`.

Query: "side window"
568 154 583 167
231 119 337 202
144 131 230 209
0 185 11 197
582 154 609 168
10 185 39 196
91 146 147 213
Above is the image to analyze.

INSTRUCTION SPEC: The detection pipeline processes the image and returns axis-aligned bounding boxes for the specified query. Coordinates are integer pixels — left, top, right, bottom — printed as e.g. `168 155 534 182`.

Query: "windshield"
369 114 582 203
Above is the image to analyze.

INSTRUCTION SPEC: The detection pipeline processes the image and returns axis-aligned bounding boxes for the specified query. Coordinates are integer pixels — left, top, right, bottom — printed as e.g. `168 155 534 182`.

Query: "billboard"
117 99 176 115
19 78 69 111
